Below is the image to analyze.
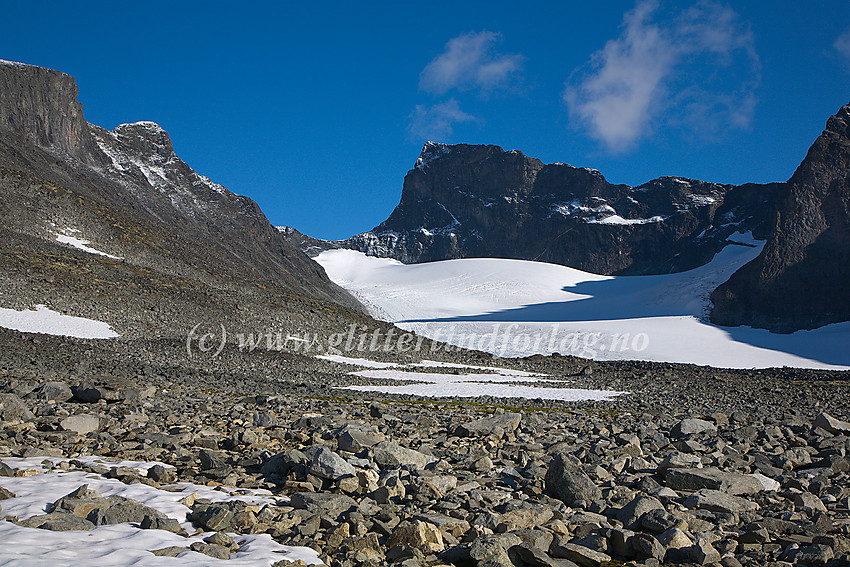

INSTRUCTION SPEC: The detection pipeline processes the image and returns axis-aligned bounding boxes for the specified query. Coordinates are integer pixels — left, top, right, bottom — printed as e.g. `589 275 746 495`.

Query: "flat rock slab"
684 489 759 514
665 467 764 495
59 414 100 435
671 418 716 437
290 492 357 518
814 412 850 435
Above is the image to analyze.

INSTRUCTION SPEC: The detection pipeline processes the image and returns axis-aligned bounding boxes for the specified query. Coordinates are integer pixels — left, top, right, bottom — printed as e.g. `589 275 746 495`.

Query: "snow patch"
0 305 118 339
53 228 123 260
0 457 323 566
341 368 624 401
689 194 717 206
587 214 665 225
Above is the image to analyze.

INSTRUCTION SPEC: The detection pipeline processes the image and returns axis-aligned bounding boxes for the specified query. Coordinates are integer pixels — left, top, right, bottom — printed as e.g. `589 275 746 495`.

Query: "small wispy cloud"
835 27 850 64
419 31 524 95
408 99 477 141
565 0 760 152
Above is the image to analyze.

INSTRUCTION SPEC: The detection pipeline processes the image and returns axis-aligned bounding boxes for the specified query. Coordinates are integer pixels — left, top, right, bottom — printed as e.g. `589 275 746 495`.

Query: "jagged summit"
293 140 776 275
414 141 451 170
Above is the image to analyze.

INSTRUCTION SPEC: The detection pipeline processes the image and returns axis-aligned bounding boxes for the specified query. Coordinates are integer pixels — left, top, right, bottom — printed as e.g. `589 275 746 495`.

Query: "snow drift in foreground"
0 457 322 566
315 234 850 370
0 305 119 339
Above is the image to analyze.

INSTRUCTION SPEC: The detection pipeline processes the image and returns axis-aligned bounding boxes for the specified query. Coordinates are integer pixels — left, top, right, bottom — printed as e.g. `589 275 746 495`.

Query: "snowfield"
315 235 850 370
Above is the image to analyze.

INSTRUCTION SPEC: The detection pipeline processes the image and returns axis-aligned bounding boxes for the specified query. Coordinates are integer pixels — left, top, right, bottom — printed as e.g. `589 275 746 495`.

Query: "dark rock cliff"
301 141 779 276
711 102 850 332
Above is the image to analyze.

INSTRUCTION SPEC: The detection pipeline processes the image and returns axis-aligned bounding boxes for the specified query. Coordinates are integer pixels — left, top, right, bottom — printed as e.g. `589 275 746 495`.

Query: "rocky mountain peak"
0 60 101 165
711 100 850 332
0 61 361 313
112 121 174 159
825 103 850 138
294 142 780 277
414 141 452 170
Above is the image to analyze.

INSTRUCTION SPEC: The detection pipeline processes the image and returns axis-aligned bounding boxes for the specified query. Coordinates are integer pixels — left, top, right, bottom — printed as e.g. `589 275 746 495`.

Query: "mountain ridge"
0 60 365 343
283 141 780 275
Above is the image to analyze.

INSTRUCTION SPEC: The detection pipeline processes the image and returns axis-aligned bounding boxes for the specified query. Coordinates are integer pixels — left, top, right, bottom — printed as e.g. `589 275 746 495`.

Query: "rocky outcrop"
293 141 780 276
0 60 102 165
711 102 850 332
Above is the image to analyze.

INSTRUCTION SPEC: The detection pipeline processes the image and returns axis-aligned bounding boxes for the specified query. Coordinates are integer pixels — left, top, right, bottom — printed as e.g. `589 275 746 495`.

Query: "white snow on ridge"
315 236 850 370
0 305 118 339
551 200 665 225
587 214 665 225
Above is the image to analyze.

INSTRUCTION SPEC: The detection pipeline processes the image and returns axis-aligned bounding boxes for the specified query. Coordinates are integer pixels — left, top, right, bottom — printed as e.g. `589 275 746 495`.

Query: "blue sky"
3 1 850 240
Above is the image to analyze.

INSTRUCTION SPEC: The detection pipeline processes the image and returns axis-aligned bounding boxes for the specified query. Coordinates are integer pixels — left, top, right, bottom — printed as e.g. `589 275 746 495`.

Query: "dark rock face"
296 141 779 276
0 61 102 165
711 102 850 332
0 60 361 317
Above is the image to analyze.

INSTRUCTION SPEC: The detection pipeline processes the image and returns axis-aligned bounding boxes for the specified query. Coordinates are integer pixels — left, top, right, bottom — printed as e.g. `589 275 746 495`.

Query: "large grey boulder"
48 484 179 532
337 429 385 453
665 468 763 495
19 512 95 531
456 412 522 437
289 492 357 518
813 412 850 435
0 394 34 422
616 495 664 530
545 453 601 507
59 414 100 435
550 539 612 566
371 441 434 470
310 446 356 480
29 381 73 402
469 533 523 567
671 418 716 437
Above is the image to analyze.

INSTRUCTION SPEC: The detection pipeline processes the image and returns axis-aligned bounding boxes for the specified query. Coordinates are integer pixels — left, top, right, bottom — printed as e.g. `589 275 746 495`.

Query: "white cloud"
565 0 760 152
836 27 850 63
408 99 477 141
419 31 524 95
